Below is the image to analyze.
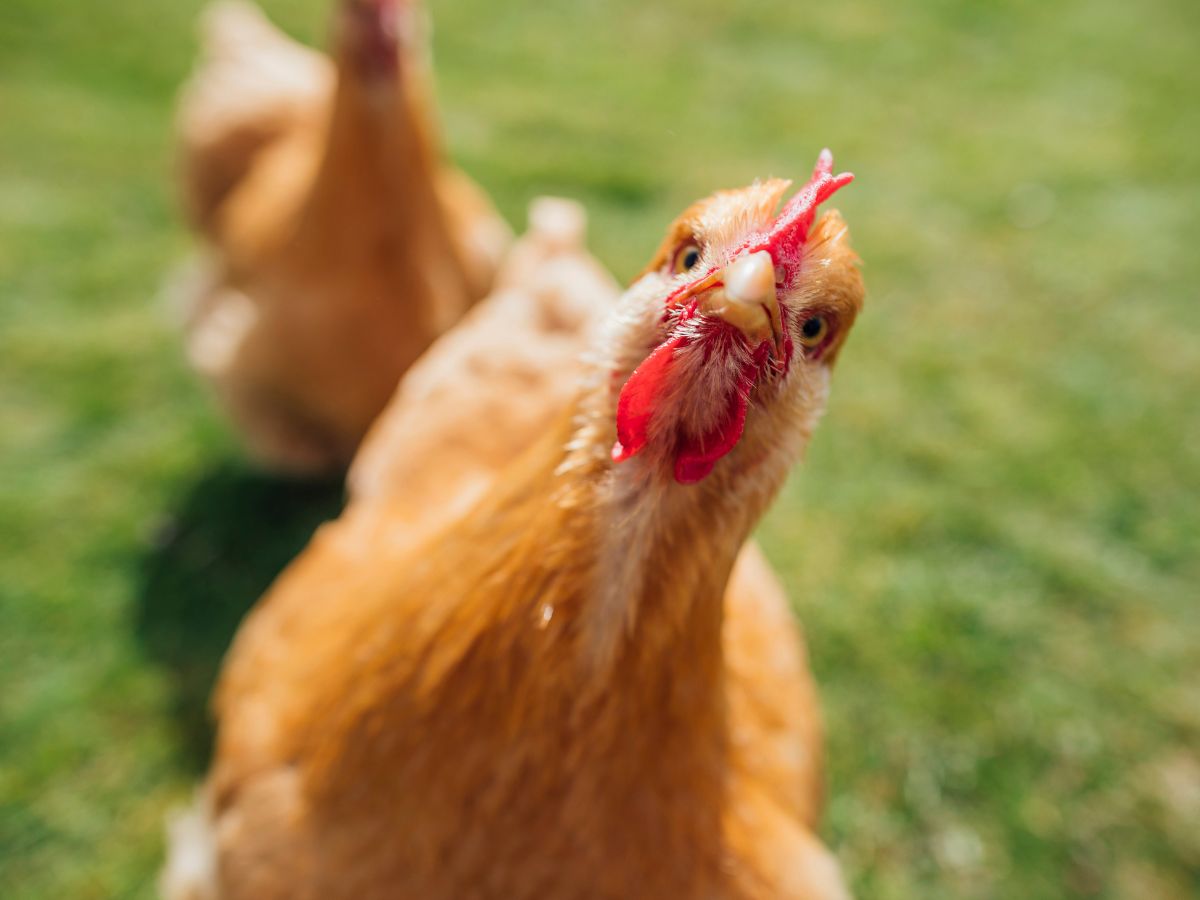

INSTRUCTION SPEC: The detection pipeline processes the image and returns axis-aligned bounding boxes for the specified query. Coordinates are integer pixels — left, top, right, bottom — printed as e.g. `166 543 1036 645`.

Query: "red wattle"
612 334 690 462
672 357 758 484
614 336 762 483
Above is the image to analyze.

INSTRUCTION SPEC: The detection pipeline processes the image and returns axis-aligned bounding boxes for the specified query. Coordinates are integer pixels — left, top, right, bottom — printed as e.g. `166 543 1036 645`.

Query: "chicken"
163 152 864 900
176 0 512 473
341 196 827 828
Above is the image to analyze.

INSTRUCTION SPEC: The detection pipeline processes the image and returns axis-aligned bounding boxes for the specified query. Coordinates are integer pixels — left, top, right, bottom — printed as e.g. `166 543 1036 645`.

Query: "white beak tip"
723 251 776 307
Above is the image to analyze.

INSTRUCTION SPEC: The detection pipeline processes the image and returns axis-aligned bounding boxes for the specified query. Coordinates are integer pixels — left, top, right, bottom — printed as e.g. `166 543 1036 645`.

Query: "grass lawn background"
1 0 1197 896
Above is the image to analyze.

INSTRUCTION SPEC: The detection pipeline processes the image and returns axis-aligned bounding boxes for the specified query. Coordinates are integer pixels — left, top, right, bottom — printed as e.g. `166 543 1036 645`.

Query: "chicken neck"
293 385 805 892
292 26 466 297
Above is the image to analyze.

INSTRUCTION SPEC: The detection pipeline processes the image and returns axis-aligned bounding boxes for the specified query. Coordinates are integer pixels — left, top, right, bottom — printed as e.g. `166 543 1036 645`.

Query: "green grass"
2 0 1198 896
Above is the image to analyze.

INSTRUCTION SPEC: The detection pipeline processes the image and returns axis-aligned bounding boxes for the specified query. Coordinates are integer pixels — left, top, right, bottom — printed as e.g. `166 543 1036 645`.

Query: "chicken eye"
673 243 702 275
798 315 829 348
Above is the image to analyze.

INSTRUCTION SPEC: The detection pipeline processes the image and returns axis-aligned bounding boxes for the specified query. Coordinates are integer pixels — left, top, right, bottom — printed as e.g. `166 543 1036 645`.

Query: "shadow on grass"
135 461 345 772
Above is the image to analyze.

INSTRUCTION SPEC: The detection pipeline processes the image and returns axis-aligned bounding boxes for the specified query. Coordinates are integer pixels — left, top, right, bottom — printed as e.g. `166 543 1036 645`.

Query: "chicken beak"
697 251 784 357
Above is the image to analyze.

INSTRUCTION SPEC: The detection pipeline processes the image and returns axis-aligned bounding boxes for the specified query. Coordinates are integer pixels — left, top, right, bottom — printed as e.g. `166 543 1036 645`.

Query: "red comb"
757 149 854 261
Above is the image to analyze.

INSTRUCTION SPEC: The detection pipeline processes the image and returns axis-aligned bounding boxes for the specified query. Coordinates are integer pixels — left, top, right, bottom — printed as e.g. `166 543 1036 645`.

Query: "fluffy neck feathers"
395 354 811 700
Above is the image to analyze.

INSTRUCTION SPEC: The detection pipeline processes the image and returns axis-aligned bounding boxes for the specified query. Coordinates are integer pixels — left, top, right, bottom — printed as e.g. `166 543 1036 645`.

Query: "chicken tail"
198 0 291 62
490 196 591 293
527 196 588 252
159 790 218 900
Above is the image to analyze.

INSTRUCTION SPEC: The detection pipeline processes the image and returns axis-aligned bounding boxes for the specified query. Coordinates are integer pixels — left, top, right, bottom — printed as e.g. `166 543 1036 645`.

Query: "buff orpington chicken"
341 195 828 830
163 151 864 900
177 0 511 473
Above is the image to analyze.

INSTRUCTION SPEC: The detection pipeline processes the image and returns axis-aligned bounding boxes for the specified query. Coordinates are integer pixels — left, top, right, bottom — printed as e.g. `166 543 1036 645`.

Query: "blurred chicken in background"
163 154 863 900
176 0 511 474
